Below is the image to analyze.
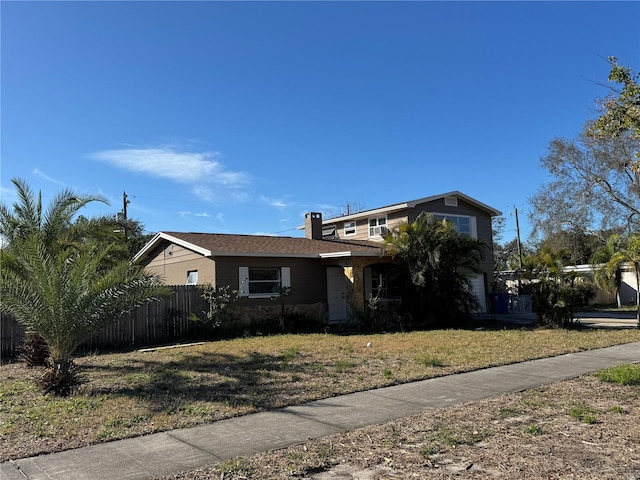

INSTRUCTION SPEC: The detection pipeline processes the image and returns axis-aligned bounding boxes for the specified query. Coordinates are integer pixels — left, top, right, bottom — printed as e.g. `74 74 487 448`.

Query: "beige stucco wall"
145 243 215 285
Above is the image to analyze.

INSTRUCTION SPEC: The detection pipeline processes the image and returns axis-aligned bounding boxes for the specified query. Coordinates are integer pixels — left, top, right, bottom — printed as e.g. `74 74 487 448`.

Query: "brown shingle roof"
157 232 387 258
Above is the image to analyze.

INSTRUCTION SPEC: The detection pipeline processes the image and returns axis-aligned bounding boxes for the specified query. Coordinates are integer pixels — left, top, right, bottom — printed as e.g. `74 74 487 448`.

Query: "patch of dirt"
161 375 640 479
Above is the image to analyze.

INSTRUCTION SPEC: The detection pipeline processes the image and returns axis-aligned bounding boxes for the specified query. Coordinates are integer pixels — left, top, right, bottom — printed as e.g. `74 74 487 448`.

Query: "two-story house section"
320 191 502 311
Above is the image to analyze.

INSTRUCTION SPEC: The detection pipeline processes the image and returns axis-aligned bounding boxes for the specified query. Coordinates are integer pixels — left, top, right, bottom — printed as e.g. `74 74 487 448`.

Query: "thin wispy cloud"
33 168 66 186
260 195 292 209
0 185 18 202
178 210 210 218
91 147 250 202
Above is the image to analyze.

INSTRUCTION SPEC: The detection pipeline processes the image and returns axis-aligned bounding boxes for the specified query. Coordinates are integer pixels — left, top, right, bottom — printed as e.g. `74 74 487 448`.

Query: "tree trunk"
40 357 77 395
635 266 639 328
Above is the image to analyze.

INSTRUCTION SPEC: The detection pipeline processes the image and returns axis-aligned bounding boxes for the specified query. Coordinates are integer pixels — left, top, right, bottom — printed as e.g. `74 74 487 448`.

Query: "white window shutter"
281 267 291 289
364 267 372 300
471 217 478 239
238 267 249 296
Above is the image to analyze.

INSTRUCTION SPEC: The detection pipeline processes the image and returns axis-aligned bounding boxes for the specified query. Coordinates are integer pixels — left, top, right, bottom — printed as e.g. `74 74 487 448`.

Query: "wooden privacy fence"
1 286 208 358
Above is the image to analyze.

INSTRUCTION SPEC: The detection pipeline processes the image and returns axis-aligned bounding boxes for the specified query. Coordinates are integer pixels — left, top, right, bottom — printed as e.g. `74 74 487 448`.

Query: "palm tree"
521 247 575 327
385 212 485 327
1 235 168 393
0 179 169 393
0 177 108 251
591 234 625 308
604 234 640 326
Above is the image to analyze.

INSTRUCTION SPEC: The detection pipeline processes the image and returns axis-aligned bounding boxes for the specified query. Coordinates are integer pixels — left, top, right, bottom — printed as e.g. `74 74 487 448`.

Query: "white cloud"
178 211 212 219
91 147 250 202
260 195 294 209
33 168 66 186
0 185 17 202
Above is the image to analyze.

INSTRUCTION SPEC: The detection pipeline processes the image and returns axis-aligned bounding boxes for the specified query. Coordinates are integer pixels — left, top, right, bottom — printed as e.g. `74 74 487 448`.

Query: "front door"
327 267 348 323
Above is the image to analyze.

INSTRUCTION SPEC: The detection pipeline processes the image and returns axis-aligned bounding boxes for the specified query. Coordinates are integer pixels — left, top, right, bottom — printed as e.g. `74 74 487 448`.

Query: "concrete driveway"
574 310 639 329
475 311 638 329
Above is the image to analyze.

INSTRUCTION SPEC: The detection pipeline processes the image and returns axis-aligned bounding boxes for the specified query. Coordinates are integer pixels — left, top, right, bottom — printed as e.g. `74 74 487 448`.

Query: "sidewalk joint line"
164 431 223 462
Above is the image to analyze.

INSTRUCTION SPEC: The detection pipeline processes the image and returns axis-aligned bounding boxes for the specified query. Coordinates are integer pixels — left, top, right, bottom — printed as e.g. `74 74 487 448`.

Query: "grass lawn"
2 327 640 461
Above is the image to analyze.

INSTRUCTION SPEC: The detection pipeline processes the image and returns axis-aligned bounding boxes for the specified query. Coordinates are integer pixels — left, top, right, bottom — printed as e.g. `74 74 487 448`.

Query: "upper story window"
344 221 356 236
186 270 199 285
435 214 473 238
368 216 387 237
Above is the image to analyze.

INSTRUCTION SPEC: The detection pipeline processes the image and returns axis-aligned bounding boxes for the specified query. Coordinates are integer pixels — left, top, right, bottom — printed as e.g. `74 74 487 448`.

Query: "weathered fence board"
1 286 208 358
1 313 26 358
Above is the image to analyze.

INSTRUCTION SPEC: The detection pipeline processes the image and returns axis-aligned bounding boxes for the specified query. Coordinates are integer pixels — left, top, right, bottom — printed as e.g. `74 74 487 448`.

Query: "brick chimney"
304 212 323 240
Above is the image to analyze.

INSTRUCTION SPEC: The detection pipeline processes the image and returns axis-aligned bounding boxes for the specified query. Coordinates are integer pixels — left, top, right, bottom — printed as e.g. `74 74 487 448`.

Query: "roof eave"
321 192 502 225
319 251 383 258
321 204 408 225
132 232 212 263
211 252 320 258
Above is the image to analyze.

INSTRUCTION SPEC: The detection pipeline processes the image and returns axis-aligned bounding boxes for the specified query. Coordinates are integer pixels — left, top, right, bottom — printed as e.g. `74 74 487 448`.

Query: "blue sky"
2 1 639 244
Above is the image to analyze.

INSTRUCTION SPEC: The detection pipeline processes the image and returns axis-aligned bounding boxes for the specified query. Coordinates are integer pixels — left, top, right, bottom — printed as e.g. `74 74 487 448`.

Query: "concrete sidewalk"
3 342 639 480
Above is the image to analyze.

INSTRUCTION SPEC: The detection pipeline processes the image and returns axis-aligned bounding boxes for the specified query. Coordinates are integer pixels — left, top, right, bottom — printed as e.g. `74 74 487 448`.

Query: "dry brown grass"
171 375 640 479
2 328 640 462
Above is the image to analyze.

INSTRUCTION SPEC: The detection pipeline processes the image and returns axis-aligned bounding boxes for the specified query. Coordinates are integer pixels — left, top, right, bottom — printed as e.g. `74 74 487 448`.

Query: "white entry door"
327 267 348 323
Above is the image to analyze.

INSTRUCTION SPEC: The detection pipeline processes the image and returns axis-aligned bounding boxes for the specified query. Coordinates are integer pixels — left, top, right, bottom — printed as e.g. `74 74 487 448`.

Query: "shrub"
531 280 572 327
190 284 240 329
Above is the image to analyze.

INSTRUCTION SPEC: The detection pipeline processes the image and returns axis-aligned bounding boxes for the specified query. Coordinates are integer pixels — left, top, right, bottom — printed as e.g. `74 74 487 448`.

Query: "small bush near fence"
1 286 327 358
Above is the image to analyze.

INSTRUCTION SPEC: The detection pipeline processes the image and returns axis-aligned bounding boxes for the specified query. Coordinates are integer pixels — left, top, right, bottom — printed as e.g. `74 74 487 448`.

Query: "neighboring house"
563 264 637 305
498 263 639 311
133 191 501 324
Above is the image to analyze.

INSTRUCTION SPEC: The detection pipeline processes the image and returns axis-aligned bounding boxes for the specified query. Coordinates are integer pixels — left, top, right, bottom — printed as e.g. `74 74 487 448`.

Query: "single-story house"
133 191 501 324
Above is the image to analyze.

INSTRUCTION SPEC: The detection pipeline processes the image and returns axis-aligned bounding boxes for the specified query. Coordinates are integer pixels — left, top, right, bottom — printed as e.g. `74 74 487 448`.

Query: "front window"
369 217 387 237
344 221 356 236
239 266 291 298
435 214 472 237
248 267 282 294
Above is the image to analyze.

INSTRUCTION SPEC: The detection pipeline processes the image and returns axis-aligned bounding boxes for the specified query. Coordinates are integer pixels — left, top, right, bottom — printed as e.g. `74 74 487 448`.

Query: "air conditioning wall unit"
370 225 388 236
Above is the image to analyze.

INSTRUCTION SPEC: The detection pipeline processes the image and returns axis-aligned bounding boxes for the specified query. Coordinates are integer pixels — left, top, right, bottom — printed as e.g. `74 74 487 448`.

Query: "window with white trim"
186 270 199 285
435 214 474 238
368 216 387 237
344 221 356 236
238 266 291 297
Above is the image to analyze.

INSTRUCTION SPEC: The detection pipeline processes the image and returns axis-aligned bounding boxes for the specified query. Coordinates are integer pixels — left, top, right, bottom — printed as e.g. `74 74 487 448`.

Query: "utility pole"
122 192 130 239
513 206 524 297
123 191 130 220
514 207 523 271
